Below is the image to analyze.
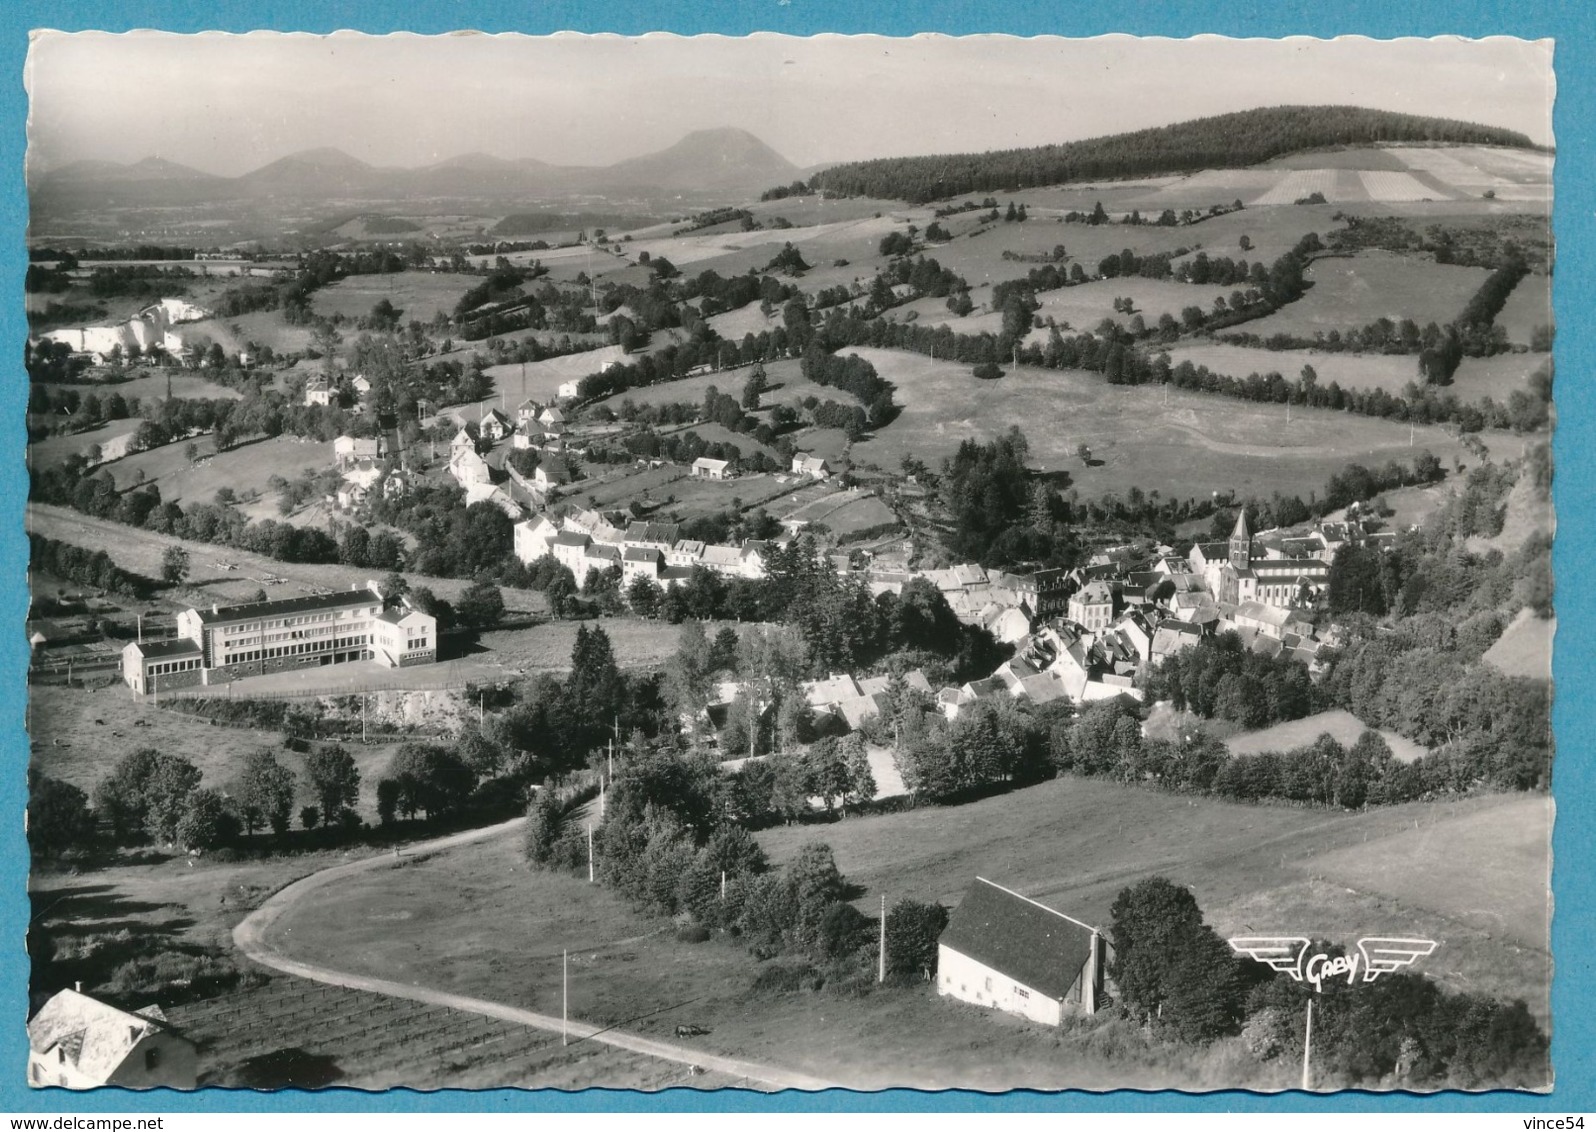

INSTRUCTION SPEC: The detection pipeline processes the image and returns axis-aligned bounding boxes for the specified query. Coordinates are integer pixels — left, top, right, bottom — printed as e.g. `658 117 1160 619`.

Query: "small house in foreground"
937 877 1110 1025
27 989 197 1089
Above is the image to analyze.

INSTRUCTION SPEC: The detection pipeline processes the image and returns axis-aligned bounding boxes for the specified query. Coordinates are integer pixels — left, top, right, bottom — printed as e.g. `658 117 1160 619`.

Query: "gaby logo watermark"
1228 937 1439 992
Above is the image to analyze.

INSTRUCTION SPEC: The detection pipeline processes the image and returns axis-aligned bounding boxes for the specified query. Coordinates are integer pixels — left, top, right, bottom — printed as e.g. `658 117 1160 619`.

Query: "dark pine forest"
800 106 1540 204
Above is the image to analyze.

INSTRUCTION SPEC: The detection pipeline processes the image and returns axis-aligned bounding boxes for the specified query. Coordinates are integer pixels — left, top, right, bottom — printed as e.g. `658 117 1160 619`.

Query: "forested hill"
802 105 1539 204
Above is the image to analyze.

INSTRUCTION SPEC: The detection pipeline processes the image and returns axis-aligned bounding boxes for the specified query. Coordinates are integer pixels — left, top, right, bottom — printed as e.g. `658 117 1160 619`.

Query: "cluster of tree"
1146 633 1314 729
892 694 1051 802
798 346 897 426
1327 460 1532 617
63 744 360 856
29 534 155 600
1106 876 1547 1087
454 265 533 318
803 106 1535 203
937 428 1079 566
1326 213 1553 273
374 741 481 823
721 733 878 823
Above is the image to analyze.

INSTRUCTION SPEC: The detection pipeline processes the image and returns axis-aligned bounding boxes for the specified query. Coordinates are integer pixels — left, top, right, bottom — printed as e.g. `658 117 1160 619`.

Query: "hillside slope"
807 105 1540 203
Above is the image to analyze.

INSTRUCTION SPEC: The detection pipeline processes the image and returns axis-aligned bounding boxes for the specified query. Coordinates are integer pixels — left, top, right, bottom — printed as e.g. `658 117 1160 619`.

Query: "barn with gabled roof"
936 877 1110 1024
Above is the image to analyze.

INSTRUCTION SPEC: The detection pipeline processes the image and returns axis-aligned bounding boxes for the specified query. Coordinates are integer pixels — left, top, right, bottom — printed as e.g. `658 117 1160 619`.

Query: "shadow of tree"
211 1047 346 1090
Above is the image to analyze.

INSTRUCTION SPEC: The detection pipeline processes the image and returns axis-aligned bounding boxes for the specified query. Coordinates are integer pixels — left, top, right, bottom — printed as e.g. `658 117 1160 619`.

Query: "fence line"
150 675 491 703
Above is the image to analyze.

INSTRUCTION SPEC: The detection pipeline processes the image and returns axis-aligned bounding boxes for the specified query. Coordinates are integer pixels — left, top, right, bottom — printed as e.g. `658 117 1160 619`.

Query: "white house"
479 408 513 442
465 481 525 520
792 453 831 479
27 990 198 1090
692 457 731 480
514 515 560 563
449 447 493 489
304 375 334 407
334 435 381 467
557 379 582 401
936 878 1109 1025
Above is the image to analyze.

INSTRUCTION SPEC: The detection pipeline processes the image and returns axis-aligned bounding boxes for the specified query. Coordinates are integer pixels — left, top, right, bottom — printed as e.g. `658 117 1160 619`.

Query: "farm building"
937 878 1111 1025
792 453 831 479
535 456 573 489
692 457 732 479
334 434 381 466
28 989 197 1090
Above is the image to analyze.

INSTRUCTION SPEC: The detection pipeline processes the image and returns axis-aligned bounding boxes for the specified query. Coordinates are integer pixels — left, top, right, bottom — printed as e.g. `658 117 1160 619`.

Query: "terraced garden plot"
309 270 481 322
1357 169 1449 202
1250 168 1356 206
168 978 740 1090
780 488 898 538
1392 146 1552 202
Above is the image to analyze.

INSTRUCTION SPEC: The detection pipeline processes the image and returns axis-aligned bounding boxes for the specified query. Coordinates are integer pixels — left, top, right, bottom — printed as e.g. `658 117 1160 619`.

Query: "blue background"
0 0 1585 1115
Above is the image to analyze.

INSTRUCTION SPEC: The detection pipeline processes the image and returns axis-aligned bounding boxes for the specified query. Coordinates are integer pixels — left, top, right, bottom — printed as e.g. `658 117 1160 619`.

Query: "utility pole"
562 949 569 1046
587 824 594 883
361 693 367 744
479 691 485 728
1301 997 1314 1091
137 613 143 643
878 893 886 983
720 870 726 901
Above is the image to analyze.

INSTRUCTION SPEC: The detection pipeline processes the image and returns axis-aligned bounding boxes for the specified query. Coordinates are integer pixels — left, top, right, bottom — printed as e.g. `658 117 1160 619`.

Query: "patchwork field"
1223 708 1430 763
841 347 1490 501
183 312 317 358
590 358 806 414
309 270 480 322
24 503 549 618
779 488 898 539
1496 273 1553 346
28 684 410 825
1449 352 1552 404
1243 252 1492 338
484 343 631 404
27 419 141 469
96 433 333 515
1163 343 1421 396
71 370 247 406
759 780 1551 1024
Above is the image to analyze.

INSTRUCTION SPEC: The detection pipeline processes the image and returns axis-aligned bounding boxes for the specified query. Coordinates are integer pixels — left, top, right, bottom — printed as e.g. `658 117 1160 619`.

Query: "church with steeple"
1214 508 1331 609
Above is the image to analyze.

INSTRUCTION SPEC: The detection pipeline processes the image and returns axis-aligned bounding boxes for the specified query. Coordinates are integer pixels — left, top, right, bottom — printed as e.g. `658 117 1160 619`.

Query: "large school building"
120 583 436 694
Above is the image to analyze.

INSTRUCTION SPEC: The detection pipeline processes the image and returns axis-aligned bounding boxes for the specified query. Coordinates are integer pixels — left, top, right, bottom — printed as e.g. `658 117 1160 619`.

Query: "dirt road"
233 818 835 1091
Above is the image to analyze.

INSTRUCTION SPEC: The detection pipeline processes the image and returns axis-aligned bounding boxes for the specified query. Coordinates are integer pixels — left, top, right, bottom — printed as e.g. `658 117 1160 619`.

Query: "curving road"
233 817 835 1092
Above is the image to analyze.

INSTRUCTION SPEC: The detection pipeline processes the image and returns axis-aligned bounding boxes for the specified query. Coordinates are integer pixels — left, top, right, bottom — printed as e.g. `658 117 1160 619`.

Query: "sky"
24 32 1555 176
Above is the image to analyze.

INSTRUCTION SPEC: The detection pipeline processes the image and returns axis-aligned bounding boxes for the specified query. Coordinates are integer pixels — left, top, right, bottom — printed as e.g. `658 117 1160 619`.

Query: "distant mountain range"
30 127 804 207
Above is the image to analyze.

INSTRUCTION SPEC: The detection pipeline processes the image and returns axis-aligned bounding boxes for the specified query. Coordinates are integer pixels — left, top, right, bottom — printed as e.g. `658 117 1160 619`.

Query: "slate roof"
27 990 180 1083
127 638 204 660
938 879 1099 1001
195 588 380 625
